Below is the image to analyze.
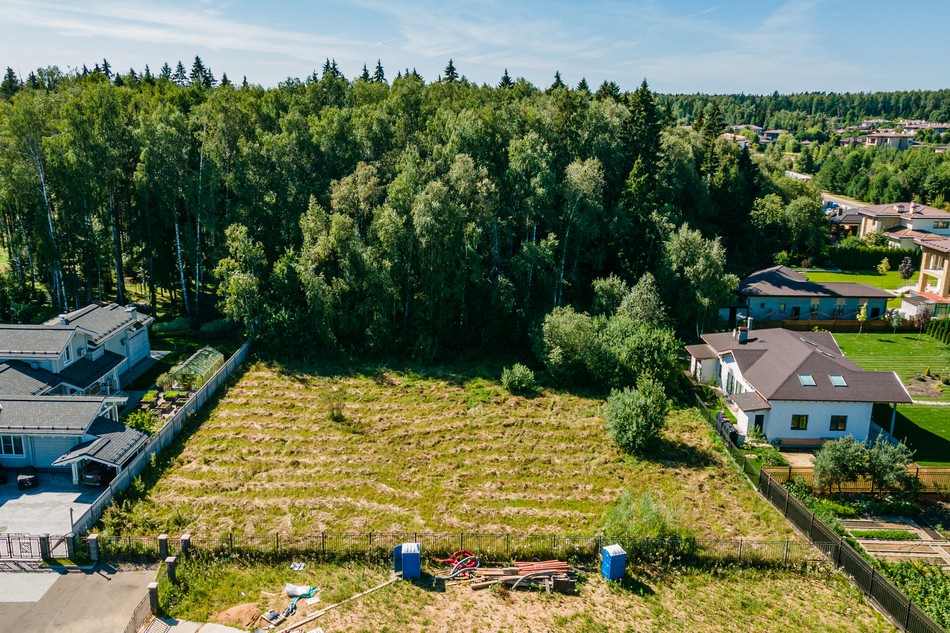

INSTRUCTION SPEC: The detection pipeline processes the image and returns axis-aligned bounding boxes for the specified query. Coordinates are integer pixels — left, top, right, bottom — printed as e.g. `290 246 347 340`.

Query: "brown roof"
858 202 950 219
701 328 911 404
739 266 894 299
917 237 950 254
685 343 717 360
731 392 771 412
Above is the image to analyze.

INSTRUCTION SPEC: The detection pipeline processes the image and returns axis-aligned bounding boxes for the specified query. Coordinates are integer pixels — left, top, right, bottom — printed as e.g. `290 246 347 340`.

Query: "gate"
0 533 42 560
49 534 69 559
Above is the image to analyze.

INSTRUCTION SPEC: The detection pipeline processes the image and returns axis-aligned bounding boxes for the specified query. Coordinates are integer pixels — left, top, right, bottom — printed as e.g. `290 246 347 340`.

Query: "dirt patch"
778 450 815 468
905 375 946 399
212 602 262 628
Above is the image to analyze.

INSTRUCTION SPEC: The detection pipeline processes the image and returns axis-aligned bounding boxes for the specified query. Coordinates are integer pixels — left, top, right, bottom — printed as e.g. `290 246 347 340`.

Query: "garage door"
32 436 80 469
126 329 150 366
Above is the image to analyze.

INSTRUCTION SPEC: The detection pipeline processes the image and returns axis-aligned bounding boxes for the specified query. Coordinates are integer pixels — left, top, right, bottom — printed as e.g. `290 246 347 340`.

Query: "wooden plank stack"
446 560 577 595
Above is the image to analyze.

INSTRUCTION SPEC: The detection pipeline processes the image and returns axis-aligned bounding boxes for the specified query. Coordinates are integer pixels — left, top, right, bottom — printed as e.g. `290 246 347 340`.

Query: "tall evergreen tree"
499 69 513 88
159 62 172 80
220 72 231 86
576 77 590 93
100 58 111 77
359 64 371 82
373 60 385 83
549 71 566 92
443 59 458 82
172 61 187 85
190 56 206 86
0 67 20 100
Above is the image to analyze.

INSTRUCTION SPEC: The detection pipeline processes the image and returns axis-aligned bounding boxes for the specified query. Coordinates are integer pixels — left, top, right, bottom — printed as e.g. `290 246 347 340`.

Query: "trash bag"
285 583 314 597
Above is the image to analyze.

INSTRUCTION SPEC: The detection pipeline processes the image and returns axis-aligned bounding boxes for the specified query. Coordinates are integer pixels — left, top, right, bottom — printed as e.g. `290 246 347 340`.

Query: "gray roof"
57 351 125 391
685 343 717 360
0 361 57 396
50 304 153 345
0 395 110 434
52 417 149 467
0 325 74 358
731 392 771 412
739 266 894 299
702 328 912 404
829 212 862 225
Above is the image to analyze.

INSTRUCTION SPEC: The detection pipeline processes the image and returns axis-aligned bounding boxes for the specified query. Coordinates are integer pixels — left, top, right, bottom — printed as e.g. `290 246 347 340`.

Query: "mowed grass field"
101 361 794 539
166 559 891 633
835 332 950 384
803 268 917 291
881 404 950 466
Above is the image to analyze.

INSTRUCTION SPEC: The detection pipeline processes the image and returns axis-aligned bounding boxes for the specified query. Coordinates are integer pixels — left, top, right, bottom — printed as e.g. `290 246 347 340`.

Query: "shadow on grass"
607 571 655 596
874 404 950 464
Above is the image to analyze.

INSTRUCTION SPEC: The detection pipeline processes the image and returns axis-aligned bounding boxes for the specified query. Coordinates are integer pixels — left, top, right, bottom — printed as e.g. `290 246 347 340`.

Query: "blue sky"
1 0 948 94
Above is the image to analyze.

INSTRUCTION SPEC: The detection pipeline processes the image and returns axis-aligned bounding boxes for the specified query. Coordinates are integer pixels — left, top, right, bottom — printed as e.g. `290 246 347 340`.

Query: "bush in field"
152 317 192 335
603 490 697 561
865 438 914 494
813 436 867 494
124 409 159 433
501 363 537 395
604 376 668 455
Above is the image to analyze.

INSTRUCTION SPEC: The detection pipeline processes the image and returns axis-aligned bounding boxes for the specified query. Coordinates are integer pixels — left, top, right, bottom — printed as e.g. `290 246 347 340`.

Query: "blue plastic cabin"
601 544 626 581
394 542 421 579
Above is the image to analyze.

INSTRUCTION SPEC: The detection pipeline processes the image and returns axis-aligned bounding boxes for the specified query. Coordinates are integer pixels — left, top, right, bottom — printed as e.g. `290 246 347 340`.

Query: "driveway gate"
0 533 42 560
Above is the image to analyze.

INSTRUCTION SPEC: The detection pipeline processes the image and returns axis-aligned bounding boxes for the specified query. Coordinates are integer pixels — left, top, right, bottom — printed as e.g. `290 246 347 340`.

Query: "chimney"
747 316 753 331
895 204 905 214
124 305 138 320
58 314 69 325
738 326 749 343
910 201 918 213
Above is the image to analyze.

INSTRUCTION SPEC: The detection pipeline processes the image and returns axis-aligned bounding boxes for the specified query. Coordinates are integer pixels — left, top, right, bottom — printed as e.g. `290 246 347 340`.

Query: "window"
791 414 809 430
829 374 847 387
830 415 847 431
0 434 24 456
722 353 734 364
934 221 950 229
64 345 72 364
798 374 816 386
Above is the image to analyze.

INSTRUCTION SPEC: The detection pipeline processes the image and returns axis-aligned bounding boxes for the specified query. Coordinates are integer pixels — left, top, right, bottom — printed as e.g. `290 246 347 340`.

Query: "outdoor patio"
0 472 101 535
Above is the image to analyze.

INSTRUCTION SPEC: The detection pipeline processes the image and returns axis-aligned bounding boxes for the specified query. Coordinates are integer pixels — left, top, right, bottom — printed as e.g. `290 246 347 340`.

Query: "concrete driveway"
0 564 156 633
0 472 101 535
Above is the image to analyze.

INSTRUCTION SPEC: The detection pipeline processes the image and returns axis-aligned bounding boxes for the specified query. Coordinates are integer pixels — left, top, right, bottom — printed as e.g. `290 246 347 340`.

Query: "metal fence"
71 341 251 536
123 592 151 633
764 466 950 494
94 530 825 567
758 469 944 633
0 533 42 561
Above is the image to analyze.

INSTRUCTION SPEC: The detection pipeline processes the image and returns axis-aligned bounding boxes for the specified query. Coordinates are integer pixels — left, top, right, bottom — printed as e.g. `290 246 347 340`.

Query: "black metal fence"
758 469 944 633
92 531 824 567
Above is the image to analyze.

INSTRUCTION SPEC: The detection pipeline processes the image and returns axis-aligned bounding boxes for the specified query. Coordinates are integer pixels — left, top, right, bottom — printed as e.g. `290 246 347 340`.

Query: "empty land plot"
101 361 796 538
168 559 891 633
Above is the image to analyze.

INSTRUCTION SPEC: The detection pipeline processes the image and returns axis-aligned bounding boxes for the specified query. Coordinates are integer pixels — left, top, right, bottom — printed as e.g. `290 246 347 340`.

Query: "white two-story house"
687 328 912 446
857 202 950 249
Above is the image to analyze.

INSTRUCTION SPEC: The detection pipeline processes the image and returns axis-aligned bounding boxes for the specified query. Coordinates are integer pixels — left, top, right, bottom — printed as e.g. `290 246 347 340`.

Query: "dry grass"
103 360 795 539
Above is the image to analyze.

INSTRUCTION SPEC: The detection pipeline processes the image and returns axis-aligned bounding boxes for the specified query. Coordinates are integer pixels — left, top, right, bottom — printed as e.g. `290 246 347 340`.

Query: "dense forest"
0 59 918 358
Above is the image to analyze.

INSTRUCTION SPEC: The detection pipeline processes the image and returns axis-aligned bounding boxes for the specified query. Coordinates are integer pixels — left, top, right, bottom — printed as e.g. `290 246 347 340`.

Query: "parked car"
17 465 37 490
80 462 115 486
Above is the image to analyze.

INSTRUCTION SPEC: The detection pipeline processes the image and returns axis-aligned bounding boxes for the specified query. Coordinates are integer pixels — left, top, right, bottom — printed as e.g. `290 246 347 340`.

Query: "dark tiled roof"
739 266 894 299
57 351 125 390
685 343 717 360
52 417 149 467
829 212 862 225
50 304 154 345
702 328 911 404
0 395 108 434
0 361 57 396
0 325 74 358
731 392 771 412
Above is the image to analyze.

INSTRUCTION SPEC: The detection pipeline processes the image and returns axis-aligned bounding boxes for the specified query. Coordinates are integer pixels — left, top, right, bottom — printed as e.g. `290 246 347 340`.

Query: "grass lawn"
835 332 950 390
878 404 950 466
100 360 794 540
800 268 916 292
162 558 891 633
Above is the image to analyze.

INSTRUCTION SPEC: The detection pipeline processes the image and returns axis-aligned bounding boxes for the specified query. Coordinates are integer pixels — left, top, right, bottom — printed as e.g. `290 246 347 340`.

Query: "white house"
857 202 950 249
687 328 911 446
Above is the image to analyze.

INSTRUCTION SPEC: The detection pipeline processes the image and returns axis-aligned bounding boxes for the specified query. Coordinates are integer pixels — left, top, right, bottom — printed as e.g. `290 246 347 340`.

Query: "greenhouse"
168 346 225 390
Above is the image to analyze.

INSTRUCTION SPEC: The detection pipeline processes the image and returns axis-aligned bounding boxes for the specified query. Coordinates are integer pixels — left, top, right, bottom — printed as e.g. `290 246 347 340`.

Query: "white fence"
71 342 251 535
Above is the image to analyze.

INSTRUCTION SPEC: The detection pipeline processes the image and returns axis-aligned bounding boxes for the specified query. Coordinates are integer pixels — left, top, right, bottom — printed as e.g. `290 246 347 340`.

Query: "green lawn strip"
99 360 795 540
876 404 950 466
834 333 950 391
849 529 919 541
801 269 917 291
159 558 891 632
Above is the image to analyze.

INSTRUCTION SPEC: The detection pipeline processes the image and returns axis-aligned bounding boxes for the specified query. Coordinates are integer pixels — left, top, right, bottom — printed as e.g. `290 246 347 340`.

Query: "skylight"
830 374 848 387
798 374 816 386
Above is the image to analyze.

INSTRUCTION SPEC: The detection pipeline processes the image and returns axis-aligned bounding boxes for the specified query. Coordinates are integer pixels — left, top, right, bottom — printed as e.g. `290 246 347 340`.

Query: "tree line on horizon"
0 57 873 358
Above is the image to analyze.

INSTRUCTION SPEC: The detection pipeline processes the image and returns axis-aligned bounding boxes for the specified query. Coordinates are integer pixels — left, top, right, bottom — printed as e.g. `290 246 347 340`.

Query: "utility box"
401 542 421 579
601 544 626 581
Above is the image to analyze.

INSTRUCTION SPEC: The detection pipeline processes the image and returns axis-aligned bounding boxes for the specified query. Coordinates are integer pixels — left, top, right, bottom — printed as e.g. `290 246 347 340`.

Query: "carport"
52 417 149 484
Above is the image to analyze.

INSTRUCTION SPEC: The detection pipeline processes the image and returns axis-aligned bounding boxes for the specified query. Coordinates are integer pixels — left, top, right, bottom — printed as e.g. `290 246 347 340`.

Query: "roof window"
830 374 848 387
798 374 816 386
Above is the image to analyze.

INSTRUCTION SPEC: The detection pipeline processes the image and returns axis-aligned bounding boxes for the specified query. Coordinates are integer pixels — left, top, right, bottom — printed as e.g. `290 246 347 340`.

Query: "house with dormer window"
686 327 912 446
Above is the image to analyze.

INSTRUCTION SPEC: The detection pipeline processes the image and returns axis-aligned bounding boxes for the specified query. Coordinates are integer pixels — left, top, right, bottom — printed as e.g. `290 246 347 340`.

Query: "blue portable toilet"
392 544 403 573
601 544 626 581
398 542 421 580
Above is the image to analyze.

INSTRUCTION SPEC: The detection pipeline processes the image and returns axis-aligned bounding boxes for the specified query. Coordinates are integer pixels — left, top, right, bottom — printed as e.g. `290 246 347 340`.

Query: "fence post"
321 532 326 557
148 582 160 614
39 534 50 561
835 537 843 567
229 531 234 554
87 534 99 562
165 556 177 585
783 488 790 516
737 539 743 562
276 533 280 554
158 534 168 560
180 534 190 557
807 513 815 539
506 534 510 557
904 598 913 630
65 532 76 560
782 540 789 565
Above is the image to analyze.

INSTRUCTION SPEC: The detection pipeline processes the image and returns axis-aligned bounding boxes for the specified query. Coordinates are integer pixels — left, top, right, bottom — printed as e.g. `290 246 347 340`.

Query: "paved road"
0 564 156 633
821 192 868 209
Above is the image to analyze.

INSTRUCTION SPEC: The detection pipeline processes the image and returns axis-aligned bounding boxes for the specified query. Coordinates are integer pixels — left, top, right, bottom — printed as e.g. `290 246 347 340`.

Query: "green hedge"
928 320 950 345
826 246 918 270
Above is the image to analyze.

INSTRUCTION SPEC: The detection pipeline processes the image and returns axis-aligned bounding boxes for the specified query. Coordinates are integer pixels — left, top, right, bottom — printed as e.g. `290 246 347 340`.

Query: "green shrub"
604 377 668 455
198 318 233 338
603 491 697 562
500 363 537 395
850 529 918 541
124 409 159 433
882 562 950 627
140 390 159 403
152 317 192 335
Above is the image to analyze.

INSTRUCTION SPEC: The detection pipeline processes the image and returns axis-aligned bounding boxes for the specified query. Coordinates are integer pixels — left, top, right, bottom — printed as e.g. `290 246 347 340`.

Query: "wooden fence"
70 341 251 535
763 466 950 494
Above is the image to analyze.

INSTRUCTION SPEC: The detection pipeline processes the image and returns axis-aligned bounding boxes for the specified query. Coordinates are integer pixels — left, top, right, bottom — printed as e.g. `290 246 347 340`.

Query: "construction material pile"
443 559 578 595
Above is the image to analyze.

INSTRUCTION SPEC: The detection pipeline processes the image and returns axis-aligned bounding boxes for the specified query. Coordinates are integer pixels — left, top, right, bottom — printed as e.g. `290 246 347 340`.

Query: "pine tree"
0 67 21 100
373 60 385 83
81 64 89 76
173 61 187 85
576 77 590 93
443 59 458 82
549 71 565 92
499 69 512 88
159 62 172 80
330 59 341 78
190 56 206 86
596 80 620 101
203 66 216 88
359 64 371 82
26 71 39 89
101 58 111 77
322 59 333 78
242 75 248 89
220 72 231 86
143 65 153 82
93 63 101 74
